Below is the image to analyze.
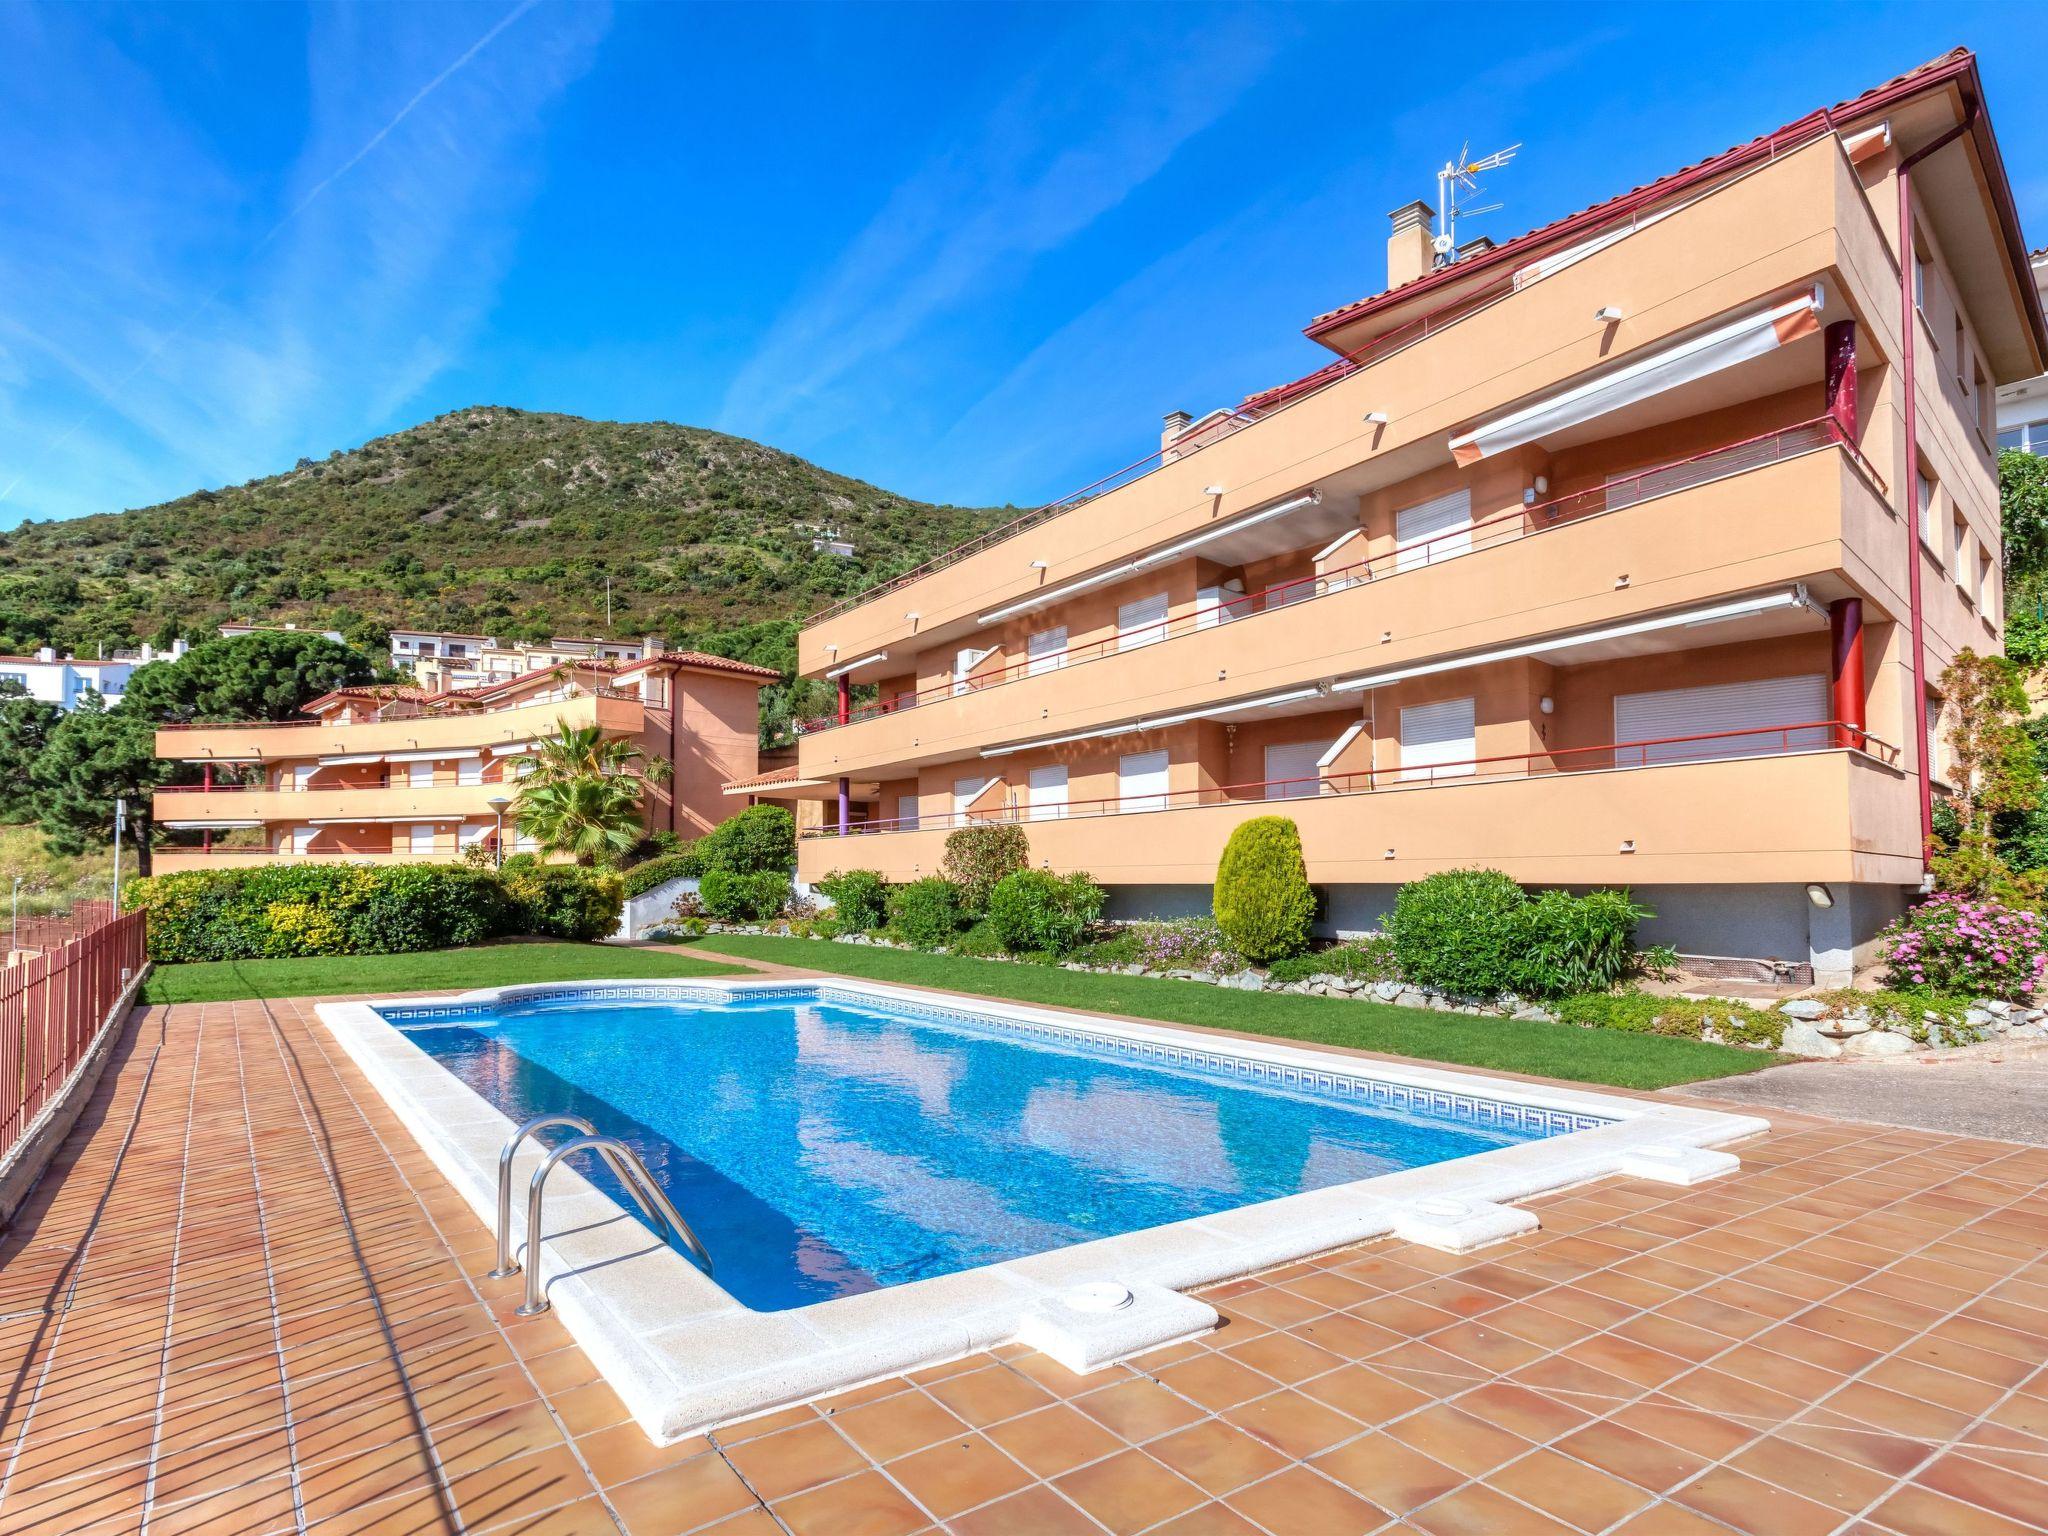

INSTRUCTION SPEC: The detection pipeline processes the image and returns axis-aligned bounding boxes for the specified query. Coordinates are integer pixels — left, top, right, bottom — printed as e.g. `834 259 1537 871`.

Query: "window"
1117 592 1168 652
1979 546 1994 614
409 759 434 788
1263 741 1328 800
1117 749 1170 813
1398 697 1476 782
1953 315 1967 383
1916 467 1936 548
1027 764 1068 821
895 793 920 828
1394 490 1473 573
409 824 437 854
1953 513 1970 590
0 672 27 689
1926 694 1946 785
1913 246 1930 314
457 755 483 786
1027 626 1067 676
2003 417 2048 456
952 776 993 826
1613 676 1827 766
1975 361 1991 436
458 822 489 848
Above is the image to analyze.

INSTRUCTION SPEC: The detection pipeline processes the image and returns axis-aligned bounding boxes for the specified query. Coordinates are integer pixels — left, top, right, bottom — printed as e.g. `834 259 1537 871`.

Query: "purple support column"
837 776 850 836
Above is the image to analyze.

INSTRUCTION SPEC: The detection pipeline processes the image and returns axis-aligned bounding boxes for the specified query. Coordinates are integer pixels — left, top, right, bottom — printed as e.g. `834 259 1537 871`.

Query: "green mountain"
0 406 1009 663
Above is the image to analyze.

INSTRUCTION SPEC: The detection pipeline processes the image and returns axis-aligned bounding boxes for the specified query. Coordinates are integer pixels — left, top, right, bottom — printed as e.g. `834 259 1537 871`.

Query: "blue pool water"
388 987 1584 1312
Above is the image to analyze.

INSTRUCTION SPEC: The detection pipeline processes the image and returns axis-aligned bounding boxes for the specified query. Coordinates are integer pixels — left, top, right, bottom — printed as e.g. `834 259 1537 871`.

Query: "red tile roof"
1300 49 1976 346
619 650 782 683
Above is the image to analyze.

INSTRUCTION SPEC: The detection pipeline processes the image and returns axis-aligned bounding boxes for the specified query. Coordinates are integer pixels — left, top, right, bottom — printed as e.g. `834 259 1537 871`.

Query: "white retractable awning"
384 749 482 763
1842 121 1889 163
1330 588 1818 695
488 741 539 756
977 490 1321 625
1449 287 1824 465
980 685 1323 759
1511 194 1703 291
321 752 386 766
159 819 265 830
307 816 466 826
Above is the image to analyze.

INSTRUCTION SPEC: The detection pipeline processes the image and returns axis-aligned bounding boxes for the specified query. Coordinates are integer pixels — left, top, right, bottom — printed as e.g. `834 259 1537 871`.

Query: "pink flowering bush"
1879 895 2047 1000
1134 918 1244 974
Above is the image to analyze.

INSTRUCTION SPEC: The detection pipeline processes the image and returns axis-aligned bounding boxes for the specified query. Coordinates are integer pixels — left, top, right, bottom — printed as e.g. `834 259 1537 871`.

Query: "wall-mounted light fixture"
1539 696 1554 715
1618 839 1636 853
1202 485 1225 497
1595 306 1625 323
1362 411 1390 425
1806 882 1835 909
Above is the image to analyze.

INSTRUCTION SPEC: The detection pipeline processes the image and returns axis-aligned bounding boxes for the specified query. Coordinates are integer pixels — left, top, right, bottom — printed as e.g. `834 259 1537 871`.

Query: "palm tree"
511 719 670 865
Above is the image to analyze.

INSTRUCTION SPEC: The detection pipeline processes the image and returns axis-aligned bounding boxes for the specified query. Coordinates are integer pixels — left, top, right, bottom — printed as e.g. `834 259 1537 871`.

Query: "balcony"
156 689 643 765
796 728 1914 890
147 846 502 873
799 423 1891 780
152 780 519 827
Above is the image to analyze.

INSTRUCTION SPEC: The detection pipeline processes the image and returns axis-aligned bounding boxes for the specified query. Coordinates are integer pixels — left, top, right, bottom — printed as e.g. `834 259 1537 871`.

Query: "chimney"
35 646 55 663
1161 410 1192 463
1456 236 1495 261
1387 200 1436 290
641 634 663 658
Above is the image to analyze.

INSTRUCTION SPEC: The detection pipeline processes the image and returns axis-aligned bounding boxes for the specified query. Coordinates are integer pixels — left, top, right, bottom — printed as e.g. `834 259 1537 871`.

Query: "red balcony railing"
798 417 1877 736
157 685 639 731
2 910 147 1160
802 720 1894 838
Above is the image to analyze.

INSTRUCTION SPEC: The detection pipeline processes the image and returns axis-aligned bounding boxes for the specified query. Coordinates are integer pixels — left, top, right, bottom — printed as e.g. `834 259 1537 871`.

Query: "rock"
1982 999 2013 1016
1965 1007 1996 1029
1778 1021 1842 1058
1831 1015 1871 1036
1510 1005 1558 1023
1780 999 1829 1021
1119 964 1146 976
1393 990 1429 1009
1372 981 1403 1003
1842 1029 1917 1059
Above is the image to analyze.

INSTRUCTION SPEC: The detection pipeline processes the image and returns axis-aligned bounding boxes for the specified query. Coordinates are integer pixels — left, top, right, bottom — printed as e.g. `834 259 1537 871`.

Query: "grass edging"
142 941 752 1005
677 934 1780 1091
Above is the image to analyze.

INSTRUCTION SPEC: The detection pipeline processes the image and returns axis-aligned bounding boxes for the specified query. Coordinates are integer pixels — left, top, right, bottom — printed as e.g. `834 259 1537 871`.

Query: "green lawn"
679 935 1777 1091
142 941 752 1005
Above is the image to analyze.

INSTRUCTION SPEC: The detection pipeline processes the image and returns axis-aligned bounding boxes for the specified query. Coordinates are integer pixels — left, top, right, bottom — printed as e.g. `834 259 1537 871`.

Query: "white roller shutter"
1028 764 1069 820
456 755 483 786
409 823 438 854
896 794 920 828
1117 592 1169 651
458 822 490 848
409 759 434 788
1398 698 1476 782
1613 674 1827 766
1118 749 1169 812
1027 627 1067 675
1264 741 1328 800
1394 490 1472 572
953 776 996 825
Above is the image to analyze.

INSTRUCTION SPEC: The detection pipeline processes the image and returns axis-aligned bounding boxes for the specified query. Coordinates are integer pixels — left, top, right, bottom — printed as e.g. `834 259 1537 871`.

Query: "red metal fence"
8 899 117 957
1 911 147 1159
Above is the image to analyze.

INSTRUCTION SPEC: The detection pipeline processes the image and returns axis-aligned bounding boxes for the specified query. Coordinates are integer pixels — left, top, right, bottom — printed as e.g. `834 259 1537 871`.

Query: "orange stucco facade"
778 57 2045 983
153 653 773 872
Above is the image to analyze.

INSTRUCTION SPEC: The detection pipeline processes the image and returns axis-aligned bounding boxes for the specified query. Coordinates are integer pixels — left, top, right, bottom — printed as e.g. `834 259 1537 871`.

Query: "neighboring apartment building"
0 640 187 711
761 51 2045 986
395 630 662 690
218 622 348 644
1995 247 2048 454
153 651 776 871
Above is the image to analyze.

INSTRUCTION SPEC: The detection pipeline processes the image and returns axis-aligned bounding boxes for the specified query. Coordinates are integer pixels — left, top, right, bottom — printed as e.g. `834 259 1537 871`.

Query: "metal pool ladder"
489 1114 714 1317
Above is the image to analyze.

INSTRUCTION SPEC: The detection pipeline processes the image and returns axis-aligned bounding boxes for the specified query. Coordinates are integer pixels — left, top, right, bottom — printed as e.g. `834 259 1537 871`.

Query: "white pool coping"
318 978 1768 1442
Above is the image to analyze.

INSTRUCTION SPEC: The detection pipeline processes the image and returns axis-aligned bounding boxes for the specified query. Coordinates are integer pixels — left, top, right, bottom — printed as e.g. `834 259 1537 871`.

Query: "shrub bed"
987 869 1106 956
815 869 888 932
1879 895 2047 1000
1388 869 1646 1000
1214 817 1317 962
698 867 791 922
888 877 964 948
127 862 623 962
621 853 700 898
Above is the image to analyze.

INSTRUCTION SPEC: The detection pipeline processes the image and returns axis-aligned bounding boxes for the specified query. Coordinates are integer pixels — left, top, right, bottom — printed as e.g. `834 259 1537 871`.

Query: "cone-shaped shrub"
1213 816 1316 963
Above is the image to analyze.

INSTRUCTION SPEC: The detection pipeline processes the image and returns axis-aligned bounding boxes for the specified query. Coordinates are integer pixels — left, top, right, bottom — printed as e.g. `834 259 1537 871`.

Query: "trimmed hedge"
816 869 888 932
125 862 623 962
694 805 795 875
1388 869 1647 1000
699 867 790 922
987 869 1106 956
1214 817 1316 963
622 853 700 898
889 877 964 948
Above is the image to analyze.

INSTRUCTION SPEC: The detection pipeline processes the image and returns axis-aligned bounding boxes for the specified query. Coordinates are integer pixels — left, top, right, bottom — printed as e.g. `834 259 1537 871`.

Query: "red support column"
1824 319 1857 437
202 761 213 853
1829 597 1866 750
836 675 850 727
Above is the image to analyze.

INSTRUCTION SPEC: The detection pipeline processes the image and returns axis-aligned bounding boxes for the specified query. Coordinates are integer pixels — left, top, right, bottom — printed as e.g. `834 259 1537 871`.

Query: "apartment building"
763 51 2045 985
395 629 662 690
1996 248 2048 454
0 640 187 711
154 650 775 871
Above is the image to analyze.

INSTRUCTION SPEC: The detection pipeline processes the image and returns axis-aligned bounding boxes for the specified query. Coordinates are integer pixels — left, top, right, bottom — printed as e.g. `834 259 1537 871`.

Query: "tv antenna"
1434 141 1520 266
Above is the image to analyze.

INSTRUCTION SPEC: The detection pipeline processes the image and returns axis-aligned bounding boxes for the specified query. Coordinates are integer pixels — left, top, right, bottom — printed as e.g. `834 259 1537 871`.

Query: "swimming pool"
322 978 1766 1440
386 986 1583 1311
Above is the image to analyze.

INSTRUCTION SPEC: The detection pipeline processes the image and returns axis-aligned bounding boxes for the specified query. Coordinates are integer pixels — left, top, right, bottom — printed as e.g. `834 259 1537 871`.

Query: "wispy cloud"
0 0 608 523
717 14 1282 451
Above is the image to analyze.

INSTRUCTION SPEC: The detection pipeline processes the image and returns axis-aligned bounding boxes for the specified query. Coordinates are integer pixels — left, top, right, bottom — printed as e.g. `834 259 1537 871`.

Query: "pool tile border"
321 977 1768 1444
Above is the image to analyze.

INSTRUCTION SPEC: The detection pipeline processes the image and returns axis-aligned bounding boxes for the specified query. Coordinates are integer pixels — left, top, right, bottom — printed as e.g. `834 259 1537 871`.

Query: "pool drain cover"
1062 1282 1134 1313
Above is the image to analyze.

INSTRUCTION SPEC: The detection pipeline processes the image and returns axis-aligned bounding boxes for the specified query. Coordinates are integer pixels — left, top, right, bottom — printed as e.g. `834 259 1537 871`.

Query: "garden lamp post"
487 795 512 868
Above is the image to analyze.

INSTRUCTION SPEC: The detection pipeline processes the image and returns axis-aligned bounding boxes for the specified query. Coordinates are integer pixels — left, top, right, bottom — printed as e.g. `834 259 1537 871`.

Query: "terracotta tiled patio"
3 995 2047 1536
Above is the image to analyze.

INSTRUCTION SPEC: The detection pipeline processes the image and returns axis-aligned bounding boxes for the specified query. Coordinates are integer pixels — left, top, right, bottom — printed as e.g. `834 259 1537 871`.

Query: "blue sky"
1 2 2042 529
